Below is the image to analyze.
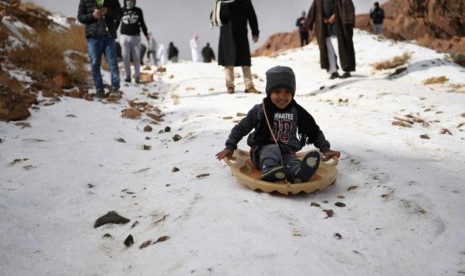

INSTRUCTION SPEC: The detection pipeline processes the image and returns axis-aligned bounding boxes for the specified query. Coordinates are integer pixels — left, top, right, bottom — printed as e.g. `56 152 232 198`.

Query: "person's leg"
337 26 356 74
151 51 158 66
103 37 120 90
131 35 141 81
242 66 254 89
325 37 338 78
87 37 104 91
258 144 286 181
225 66 234 93
258 144 282 172
374 24 383 35
121 34 132 81
302 32 309 46
282 151 301 176
287 151 320 183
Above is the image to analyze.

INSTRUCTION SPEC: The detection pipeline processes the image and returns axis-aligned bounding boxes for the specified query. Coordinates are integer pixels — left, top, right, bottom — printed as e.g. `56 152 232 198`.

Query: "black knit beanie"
265 66 296 97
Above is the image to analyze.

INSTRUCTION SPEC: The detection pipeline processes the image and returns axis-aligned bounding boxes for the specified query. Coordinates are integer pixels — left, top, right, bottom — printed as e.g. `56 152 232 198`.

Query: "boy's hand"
215 149 233 161
322 150 340 162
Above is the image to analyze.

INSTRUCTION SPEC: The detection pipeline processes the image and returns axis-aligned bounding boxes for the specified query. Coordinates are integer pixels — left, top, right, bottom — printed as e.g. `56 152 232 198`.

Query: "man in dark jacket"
120 0 149 84
78 0 122 98
307 0 355 79
201 43 216 63
217 0 260 94
296 11 309 47
370 2 385 34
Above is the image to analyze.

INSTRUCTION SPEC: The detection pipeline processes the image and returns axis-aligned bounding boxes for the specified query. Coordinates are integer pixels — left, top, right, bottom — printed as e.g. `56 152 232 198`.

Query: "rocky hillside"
254 0 465 64
1 1 85 122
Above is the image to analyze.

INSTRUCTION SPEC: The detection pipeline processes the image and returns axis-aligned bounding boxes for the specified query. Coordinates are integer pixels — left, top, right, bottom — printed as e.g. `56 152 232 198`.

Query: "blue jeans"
87 35 120 90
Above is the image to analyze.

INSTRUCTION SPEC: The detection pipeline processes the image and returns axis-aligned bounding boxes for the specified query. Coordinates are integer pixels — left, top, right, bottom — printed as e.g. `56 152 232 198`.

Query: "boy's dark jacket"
225 97 331 153
78 0 122 39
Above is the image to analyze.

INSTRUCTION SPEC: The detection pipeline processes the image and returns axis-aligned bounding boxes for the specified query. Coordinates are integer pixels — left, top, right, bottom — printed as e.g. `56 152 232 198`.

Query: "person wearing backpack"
216 0 260 94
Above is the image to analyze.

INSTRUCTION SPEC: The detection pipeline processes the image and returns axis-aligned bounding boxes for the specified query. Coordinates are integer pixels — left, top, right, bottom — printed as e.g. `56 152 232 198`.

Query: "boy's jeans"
253 144 301 174
87 35 120 90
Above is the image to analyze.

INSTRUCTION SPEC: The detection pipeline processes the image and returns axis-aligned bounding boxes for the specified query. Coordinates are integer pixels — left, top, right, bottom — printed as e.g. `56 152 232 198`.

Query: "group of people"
77 0 388 182
189 34 217 63
295 1 384 79
77 0 180 98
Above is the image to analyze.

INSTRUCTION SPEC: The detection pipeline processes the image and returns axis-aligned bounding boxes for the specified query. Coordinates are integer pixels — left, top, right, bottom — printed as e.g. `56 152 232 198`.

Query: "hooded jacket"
78 0 122 39
224 98 330 154
120 0 148 37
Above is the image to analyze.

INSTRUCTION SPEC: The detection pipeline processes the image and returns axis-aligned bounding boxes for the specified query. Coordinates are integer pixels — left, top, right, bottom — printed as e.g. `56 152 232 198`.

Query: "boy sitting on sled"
215 65 341 183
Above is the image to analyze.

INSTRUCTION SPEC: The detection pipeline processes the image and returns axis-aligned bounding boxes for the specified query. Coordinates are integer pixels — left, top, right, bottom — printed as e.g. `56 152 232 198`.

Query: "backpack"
210 0 235 28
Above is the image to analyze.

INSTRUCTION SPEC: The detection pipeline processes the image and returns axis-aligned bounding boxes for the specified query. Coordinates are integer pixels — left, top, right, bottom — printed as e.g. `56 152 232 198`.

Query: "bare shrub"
8 26 89 84
423 76 448 85
449 53 465 67
373 52 411 70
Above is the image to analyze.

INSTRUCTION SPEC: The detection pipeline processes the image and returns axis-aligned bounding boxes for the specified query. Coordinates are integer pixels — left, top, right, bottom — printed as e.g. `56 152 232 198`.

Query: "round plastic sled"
224 149 338 195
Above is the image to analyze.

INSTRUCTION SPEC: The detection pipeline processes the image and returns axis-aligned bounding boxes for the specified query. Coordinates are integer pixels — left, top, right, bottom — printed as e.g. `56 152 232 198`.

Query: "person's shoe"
135 77 140 84
245 86 261 94
124 77 131 83
260 166 287 182
95 88 105 99
109 87 122 96
227 87 235 94
340 72 351 78
291 151 320 183
329 72 340 79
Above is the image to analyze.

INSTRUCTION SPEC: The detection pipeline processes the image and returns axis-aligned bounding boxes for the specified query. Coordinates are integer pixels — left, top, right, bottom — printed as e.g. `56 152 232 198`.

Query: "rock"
121 108 142 119
143 125 153 132
94 211 130 228
0 87 30 121
124 235 134 247
54 71 72 89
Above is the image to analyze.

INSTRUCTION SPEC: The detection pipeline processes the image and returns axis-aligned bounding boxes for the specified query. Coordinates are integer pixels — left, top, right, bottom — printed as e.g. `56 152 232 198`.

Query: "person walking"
147 32 158 66
217 0 260 94
370 2 385 35
201 42 216 63
77 0 122 98
157 43 168 65
167 42 179 63
306 0 355 79
190 34 200 62
120 0 149 84
296 11 310 47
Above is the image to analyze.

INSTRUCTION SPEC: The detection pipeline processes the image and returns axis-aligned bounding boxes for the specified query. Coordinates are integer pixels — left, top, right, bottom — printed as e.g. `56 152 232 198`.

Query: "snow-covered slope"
1 30 464 276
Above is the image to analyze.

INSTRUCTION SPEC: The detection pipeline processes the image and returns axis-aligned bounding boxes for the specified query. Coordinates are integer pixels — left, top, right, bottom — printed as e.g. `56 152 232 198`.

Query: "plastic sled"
224 149 338 195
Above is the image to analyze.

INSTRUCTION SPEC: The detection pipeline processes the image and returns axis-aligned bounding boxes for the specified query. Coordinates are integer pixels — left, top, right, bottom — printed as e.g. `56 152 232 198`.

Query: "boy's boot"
260 166 287 182
291 151 320 183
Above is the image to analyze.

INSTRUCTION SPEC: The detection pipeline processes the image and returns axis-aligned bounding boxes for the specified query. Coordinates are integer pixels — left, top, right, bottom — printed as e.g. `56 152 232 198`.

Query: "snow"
1 30 465 276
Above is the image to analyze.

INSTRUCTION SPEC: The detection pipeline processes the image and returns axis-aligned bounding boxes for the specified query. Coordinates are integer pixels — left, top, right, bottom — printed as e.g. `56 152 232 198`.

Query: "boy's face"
270 87 293 109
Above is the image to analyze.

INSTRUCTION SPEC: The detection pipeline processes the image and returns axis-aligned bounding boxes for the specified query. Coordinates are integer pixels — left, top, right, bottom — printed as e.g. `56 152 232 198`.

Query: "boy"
216 65 340 183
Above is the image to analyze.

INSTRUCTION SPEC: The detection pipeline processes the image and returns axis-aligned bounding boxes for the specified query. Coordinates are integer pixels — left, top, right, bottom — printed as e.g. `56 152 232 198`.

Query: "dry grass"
373 52 411 70
0 70 23 94
423 76 449 85
7 25 89 85
449 53 465 67
416 34 434 49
